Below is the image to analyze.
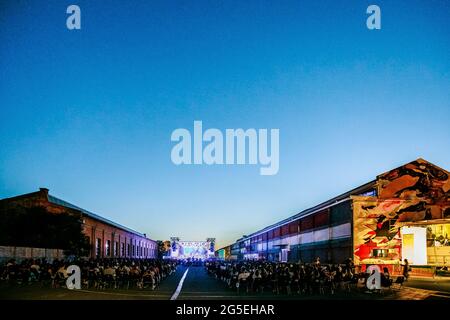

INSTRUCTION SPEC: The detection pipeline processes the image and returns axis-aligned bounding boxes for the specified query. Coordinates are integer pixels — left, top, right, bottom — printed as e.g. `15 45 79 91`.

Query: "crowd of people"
1 256 409 295
0 258 178 290
205 258 401 295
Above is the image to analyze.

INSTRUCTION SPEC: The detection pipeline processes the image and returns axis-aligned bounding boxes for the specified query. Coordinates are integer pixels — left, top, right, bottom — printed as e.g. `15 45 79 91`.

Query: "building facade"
0 188 158 259
215 245 232 260
223 159 450 270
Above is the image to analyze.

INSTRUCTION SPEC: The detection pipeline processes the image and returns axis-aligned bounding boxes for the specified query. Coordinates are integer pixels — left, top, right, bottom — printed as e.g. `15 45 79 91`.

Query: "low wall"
0 246 65 263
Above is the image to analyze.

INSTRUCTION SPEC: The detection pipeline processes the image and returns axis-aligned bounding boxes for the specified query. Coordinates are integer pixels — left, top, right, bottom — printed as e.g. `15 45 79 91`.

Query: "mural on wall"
352 159 450 265
353 197 406 265
378 158 450 220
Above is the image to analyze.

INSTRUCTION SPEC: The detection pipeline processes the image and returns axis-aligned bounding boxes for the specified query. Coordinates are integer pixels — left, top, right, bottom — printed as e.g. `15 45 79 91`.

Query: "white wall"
401 226 427 265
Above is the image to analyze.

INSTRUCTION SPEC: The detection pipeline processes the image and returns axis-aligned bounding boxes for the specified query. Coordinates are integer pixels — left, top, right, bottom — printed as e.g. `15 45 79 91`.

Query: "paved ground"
1 266 449 300
403 277 450 292
0 267 186 300
178 266 374 300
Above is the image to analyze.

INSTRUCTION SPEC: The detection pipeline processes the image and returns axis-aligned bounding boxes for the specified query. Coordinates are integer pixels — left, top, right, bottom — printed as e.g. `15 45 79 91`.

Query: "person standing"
402 259 410 281
314 257 321 267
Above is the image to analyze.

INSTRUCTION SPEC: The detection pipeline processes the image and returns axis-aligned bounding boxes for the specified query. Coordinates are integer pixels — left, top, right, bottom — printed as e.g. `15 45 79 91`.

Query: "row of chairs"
83 272 165 290
48 270 171 291
214 271 405 296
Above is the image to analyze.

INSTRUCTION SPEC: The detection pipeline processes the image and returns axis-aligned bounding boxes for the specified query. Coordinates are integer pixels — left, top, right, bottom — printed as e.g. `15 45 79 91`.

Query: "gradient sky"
0 0 449 249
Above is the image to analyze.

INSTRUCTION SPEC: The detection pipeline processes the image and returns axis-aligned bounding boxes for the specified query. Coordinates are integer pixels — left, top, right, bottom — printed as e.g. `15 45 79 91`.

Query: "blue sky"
1 0 449 249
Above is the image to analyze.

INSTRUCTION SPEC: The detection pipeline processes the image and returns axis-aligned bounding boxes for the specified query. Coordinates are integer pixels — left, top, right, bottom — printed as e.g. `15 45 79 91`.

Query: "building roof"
47 194 148 238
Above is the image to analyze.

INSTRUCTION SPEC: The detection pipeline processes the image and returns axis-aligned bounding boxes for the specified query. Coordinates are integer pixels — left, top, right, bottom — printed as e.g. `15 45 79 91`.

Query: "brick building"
0 188 158 259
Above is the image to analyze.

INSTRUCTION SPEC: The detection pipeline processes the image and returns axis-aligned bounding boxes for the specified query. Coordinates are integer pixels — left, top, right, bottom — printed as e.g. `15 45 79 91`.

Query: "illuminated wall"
353 159 450 266
216 245 231 260
401 226 427 265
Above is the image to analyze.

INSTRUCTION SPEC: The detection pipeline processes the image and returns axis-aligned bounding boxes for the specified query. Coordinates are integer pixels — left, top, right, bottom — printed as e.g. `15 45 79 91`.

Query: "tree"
0 205 90 256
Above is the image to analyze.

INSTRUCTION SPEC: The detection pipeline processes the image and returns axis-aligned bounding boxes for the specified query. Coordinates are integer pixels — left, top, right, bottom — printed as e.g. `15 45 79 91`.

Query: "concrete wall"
0 246 65 263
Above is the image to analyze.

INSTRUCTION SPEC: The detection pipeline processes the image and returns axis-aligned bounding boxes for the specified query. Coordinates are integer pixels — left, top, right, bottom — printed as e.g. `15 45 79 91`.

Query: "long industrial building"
0 188 158 259
217 158 450 270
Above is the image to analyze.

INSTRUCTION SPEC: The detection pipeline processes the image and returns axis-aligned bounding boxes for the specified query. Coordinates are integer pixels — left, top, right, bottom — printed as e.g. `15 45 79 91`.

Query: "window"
127 244 131 257
359 189 377 197
372 249 388 258
121 243 125 257
114 241 118 256
105 240 111 256
426 223 450 247
96 238 101 257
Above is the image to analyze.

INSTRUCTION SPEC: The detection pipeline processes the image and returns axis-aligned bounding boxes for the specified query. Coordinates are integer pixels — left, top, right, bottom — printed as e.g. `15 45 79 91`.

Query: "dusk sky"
1 0 449 249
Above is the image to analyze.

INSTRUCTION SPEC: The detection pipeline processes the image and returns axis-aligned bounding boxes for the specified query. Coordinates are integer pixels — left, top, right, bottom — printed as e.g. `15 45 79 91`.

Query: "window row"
93 237 157 258
238 202 352 247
